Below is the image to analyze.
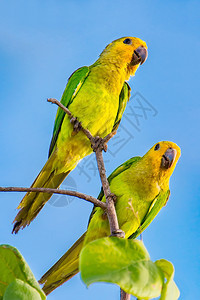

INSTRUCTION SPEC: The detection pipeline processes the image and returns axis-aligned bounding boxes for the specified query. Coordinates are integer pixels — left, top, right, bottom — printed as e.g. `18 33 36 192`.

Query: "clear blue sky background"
0 1 199 299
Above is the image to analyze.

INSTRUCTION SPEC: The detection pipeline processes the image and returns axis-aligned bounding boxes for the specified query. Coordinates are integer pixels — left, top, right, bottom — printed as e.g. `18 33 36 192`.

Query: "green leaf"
0 245 45 300
79 237 164 299
155 259 180 300
3 279 42 300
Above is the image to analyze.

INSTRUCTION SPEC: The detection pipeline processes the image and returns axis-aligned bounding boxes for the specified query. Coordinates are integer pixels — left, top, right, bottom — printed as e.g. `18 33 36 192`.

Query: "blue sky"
0 0 200 299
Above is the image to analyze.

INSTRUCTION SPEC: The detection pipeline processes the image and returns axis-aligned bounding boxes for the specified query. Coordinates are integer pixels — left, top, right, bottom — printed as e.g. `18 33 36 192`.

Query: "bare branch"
47 98 72 118
103 130 117 144
0 187 106 209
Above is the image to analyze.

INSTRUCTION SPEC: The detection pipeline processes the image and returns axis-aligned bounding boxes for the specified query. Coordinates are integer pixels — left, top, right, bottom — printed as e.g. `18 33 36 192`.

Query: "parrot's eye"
123 38 132 45
154 143 160 151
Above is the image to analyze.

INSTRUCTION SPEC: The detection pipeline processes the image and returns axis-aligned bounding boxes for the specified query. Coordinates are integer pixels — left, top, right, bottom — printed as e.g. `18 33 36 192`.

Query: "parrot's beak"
131 46 148 66
161 148 177 169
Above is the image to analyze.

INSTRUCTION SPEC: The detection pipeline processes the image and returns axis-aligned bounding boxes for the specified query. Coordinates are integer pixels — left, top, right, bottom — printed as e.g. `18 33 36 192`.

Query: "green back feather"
48 66 90 156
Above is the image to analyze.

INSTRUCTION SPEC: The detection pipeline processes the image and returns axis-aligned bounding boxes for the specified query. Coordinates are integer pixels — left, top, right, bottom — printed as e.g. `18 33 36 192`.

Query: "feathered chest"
68 75 121 136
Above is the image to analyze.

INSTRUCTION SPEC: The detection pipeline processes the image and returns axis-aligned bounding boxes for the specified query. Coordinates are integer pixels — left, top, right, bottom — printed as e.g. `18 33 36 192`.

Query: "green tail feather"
12 154 70 233
39 233 86 295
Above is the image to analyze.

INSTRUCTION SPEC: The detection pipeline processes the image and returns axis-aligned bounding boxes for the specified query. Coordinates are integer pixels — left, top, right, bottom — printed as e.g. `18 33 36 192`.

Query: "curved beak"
161 148 177 169
131 46 148 66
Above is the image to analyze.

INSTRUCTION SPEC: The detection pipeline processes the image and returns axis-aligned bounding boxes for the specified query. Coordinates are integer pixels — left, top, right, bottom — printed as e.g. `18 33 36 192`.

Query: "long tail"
39 233 86 295
12 153 69 234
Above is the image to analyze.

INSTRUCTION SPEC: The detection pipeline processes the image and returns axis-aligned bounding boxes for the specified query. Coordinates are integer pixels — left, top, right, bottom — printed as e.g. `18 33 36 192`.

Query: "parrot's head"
99 37 148 79
143 141 181 189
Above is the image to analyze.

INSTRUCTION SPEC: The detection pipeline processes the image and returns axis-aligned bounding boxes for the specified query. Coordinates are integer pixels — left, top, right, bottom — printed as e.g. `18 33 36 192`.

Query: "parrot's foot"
110 229 125 238
70 117 82 135
91 136 107 152
109 193 117 203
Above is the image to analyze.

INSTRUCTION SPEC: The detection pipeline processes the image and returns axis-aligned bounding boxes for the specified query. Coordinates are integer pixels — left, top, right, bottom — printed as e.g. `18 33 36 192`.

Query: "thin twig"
0 187 106 209
103 130 117 144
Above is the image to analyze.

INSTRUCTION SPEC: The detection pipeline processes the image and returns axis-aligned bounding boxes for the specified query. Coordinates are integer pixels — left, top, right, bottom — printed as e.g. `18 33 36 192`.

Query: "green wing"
112 81 131 131
128 189 170 239
48 66 90 156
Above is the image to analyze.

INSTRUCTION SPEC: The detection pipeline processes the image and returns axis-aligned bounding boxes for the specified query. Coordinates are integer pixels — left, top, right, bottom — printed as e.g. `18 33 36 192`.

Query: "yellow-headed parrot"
39 141 181 295
12 37 148 233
